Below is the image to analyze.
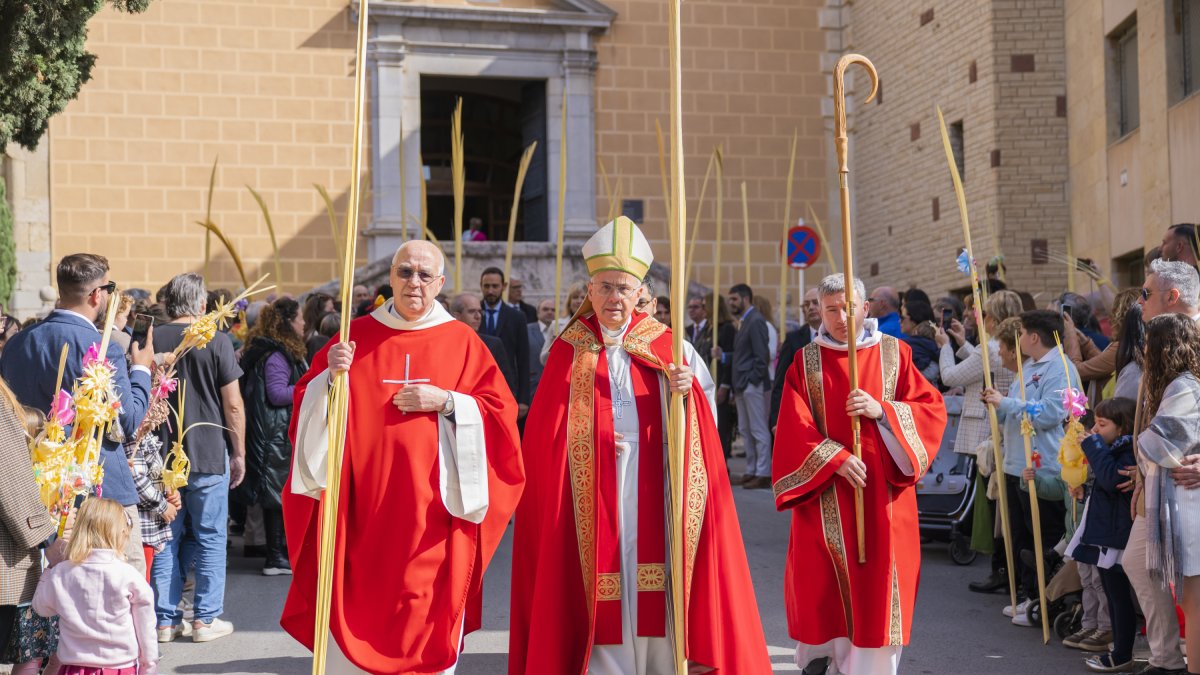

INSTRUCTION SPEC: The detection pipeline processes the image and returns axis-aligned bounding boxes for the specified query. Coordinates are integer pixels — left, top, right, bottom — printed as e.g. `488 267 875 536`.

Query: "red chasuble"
772 335 945 649
509 312 771 674
280 315 524 673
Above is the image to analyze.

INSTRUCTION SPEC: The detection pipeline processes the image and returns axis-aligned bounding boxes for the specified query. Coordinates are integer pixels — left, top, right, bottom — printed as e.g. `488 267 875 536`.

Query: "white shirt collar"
601 318 631 346
815 317 883 351
373 298 454 331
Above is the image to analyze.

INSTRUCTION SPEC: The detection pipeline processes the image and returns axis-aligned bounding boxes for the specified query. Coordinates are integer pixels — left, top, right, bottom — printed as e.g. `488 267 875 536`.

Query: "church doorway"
420 76 549 244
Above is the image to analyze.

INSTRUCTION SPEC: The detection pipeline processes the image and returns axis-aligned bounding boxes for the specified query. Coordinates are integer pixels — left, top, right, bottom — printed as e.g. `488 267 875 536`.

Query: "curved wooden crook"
833 54 880 174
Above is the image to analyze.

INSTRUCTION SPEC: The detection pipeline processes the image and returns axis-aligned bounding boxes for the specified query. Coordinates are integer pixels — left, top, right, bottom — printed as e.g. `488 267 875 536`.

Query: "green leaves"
0 1 152 150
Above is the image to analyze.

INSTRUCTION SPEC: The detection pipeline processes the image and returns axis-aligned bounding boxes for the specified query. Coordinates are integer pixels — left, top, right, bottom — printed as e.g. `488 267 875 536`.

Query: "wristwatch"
440 391 455 416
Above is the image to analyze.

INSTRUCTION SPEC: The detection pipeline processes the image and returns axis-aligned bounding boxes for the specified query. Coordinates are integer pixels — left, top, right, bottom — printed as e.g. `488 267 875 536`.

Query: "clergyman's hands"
328 341 356 374
845 389 883 420
667 363 694 395
392 384 449 413
836 454 867 488
1172 455 1200 489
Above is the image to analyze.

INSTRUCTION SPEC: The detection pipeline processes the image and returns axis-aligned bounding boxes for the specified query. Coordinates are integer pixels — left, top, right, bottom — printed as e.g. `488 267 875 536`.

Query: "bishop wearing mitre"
772 273 945 675
280 240 525 674
510 216 770 674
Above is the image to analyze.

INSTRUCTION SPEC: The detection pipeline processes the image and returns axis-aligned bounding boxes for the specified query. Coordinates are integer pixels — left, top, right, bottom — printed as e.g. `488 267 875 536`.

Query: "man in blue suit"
0 253 153 574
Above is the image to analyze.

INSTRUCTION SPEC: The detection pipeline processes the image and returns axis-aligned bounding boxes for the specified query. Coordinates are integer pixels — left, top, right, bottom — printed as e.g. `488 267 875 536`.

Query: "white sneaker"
1003 598 1032 618
156 623 193 643
192 618 234 643
1012 611 1035 627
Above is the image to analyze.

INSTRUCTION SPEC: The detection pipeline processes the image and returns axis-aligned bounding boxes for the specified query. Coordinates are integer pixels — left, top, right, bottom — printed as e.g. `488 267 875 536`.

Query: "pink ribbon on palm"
50 390 75 427
1061 387 1088 419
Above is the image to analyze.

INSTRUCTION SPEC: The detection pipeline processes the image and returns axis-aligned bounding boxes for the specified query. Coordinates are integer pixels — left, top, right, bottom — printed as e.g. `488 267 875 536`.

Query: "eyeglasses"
1140 287 1154 301
594 281 642 300
92 281 117 296
394 267 440 285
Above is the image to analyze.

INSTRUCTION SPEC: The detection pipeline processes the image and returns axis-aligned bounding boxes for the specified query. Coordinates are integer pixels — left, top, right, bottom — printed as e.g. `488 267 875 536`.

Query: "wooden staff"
503 142 538 302
936 107 1019 614
1015 351 1051 644
740 182 751 283
779 130 798 338
313 0 369 671
711 146 724 376
400 114 408 242
552 96 568 321
666 1 688 670
655 119 673 234
420 151 431 242
450 99 465 293
833 54 877 564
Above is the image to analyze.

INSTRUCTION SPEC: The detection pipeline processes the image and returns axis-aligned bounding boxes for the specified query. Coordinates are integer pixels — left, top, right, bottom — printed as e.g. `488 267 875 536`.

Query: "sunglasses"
1140 288 1154 301
394 267 440 285
92 281 117 296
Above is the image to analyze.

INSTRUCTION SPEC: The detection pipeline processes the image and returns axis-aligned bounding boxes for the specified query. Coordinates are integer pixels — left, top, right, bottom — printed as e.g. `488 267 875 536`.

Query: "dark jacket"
481 301 531 405
234 337 307 510
770 325 816 429
0 310 151 506
731 307 770 393
513 301 538 324
481 333 517 397
1079 434 1135 551
902 334 939 374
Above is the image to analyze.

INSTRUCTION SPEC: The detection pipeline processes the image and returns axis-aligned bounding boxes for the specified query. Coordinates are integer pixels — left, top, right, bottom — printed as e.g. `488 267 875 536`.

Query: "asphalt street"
155 460 1107 674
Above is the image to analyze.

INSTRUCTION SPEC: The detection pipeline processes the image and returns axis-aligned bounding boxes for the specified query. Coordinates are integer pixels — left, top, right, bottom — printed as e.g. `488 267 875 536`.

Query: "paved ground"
157 462 1109 674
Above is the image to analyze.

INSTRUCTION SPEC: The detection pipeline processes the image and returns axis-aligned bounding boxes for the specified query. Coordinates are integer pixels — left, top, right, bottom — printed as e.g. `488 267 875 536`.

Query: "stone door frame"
365 0 615 264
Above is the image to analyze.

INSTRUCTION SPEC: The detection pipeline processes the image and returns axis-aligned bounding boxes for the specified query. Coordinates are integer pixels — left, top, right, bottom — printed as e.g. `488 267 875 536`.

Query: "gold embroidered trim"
890 401 929 476
802 343 826 435
597 573 622 601
623 319 668 365
820 486 855 639
637 563 667 591
562 321 600 613
684 395 708 602
881 336 899 403
773 438 845 498
889 560 903 646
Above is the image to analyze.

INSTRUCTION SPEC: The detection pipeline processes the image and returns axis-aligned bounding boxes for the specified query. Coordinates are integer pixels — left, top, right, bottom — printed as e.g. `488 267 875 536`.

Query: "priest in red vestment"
510 216 770 675
772 273 945 675
280 240 524 674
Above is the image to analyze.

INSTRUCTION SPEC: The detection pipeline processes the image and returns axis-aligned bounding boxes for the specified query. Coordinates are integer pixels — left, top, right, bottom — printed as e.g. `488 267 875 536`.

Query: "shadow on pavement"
172 656 310 674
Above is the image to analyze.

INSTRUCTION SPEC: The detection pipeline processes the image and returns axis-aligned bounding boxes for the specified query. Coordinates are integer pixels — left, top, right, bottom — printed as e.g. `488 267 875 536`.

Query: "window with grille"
1111 21 1140 137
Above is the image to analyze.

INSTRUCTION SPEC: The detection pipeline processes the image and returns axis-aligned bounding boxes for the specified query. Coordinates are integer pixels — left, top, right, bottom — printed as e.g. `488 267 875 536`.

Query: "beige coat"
0 402 56 605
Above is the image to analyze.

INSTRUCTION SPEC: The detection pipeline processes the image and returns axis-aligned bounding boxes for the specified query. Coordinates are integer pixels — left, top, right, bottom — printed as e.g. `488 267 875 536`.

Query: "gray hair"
160 273 207 319
448 292 478 316
1150 258 1200 308
641 277 655 297
817 273 866 301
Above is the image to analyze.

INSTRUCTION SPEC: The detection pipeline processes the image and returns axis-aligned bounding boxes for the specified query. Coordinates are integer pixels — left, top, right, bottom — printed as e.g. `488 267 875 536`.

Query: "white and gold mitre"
582 216 654 279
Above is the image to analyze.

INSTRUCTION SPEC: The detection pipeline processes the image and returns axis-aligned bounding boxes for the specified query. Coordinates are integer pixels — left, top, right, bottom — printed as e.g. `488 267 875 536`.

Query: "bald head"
389 240 447 321
868 286 899 318
393 239 445 274
449 292 483 331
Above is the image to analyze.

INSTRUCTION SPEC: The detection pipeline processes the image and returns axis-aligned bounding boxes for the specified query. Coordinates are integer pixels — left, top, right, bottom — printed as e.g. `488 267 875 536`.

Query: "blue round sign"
787 225 820 269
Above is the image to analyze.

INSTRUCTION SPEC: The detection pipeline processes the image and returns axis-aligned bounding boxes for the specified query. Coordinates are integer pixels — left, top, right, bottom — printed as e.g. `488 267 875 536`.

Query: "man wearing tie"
480 267 532 417
771 288 822 432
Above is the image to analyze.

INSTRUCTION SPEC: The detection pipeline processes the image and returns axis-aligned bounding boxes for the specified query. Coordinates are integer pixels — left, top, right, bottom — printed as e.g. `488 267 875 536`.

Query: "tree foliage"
0 177 16 309
0 1 151 151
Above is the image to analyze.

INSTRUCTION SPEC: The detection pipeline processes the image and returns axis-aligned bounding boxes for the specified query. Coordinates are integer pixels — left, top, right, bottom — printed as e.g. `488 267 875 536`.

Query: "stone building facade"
1 0 834 319
1065 0 1200 286
829 0 1072 298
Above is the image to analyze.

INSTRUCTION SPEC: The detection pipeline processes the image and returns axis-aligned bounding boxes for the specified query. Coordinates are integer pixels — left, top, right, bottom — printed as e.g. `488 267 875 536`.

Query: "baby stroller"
916 396 977 565
1025 555 1085 638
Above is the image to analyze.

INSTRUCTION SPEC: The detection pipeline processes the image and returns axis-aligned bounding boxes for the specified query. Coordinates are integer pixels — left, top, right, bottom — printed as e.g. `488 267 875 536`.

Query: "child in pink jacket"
32 498 158 675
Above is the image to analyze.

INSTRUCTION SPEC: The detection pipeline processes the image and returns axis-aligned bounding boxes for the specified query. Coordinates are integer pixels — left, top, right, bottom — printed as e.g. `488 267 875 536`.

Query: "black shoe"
243 544 267 558
968 569 1009 594
802 657 830 675
1134 666 1186 675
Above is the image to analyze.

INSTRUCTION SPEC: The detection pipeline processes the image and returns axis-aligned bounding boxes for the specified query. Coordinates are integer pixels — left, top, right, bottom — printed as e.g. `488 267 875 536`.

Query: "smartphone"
131 313 154 349
941 308 953 329
1061 304 1073 318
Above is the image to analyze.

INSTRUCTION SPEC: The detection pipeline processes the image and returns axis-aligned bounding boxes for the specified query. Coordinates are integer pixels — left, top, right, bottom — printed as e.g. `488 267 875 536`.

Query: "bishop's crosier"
510 217 771 674
280 240 525 674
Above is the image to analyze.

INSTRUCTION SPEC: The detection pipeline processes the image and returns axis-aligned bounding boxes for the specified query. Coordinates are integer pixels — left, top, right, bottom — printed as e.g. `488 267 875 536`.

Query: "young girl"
1137 313 1200 675
1068 397 1137 673
32 498 158 675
